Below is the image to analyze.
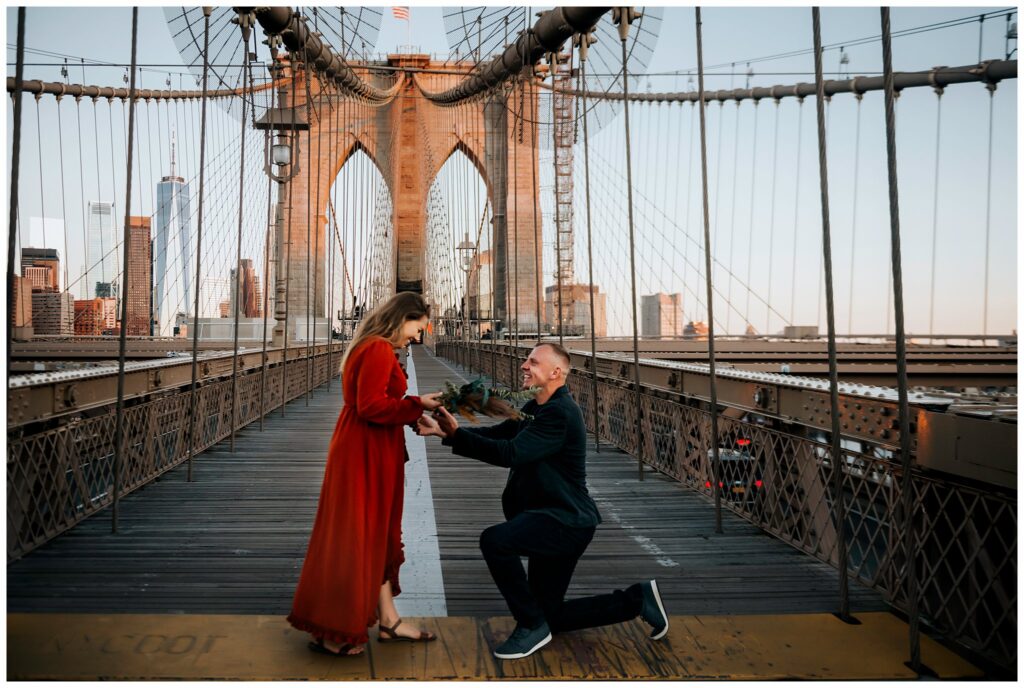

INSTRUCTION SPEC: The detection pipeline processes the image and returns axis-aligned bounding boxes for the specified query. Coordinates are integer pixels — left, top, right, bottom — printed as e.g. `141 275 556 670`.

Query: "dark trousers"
479 512 644 632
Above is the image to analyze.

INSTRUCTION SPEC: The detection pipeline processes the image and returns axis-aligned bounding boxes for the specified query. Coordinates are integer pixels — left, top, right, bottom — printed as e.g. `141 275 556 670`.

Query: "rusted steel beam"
439 341 1016 490
7 343 344 429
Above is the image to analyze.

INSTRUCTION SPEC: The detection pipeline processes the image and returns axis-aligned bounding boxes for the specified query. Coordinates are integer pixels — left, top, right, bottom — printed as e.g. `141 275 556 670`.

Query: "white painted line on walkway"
397 349 448 617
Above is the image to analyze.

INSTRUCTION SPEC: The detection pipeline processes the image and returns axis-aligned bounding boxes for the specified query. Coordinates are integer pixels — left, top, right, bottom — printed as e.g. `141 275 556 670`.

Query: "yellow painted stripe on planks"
7 612 982 680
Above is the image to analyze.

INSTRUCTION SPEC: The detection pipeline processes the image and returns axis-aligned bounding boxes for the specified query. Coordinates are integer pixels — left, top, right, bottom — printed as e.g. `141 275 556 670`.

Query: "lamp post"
254 58 308 347
457 232 476 368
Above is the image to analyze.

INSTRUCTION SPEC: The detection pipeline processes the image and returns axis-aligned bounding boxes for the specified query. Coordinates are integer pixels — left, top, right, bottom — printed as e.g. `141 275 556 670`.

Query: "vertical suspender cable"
530 68 542 341
927 90 943 334
185 7 211 484
260 172 272 428
725 99 739 334
811 6 850 620
229 19 251 452
503 86 516 384
57 96 71 294
551 52 564 347
789 100 804 325
112 6 140 531
578 31 601 453
765 99 780 334
340 94 348 346
7 7 25 381
326 84 336 389
35 97 48 265
981 82 995 335
613 7 645 481
744 101 760 332
305 56 313 404
695 7 724 532
511 73 521 386
280 56 298 418
75 95 87 298
259 52 273 428
880 6 920 671
846 95 863 336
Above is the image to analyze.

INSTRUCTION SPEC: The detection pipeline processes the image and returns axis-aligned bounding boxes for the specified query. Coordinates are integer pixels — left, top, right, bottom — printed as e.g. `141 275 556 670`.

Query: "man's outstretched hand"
433 406 460 437
415 406 460 439
416 414 445 438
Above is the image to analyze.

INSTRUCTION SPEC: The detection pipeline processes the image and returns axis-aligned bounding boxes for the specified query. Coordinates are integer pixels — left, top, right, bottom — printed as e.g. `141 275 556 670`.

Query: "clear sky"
4 4 1018 335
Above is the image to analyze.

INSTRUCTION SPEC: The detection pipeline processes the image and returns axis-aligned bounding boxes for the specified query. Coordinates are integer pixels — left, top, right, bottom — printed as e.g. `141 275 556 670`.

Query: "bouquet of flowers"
437 377 540 422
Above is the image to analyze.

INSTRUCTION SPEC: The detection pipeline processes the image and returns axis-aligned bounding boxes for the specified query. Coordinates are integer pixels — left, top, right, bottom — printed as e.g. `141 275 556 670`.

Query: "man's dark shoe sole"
643 579 669 640
492 631 552 660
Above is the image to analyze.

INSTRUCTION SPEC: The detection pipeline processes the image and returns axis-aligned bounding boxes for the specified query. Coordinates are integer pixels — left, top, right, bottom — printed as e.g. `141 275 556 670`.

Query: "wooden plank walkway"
8 611 981 680
7 346 887 618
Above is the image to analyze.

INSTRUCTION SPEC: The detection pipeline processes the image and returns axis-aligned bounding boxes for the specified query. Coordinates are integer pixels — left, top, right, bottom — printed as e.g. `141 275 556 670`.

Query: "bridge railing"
434 339 1016 672
7 344 343 562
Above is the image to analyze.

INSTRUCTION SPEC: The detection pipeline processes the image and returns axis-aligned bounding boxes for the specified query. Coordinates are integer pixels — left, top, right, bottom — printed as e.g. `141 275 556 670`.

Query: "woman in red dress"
288 292 442 656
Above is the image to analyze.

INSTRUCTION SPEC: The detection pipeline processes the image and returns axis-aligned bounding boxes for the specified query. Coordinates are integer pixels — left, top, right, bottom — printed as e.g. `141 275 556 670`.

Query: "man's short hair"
536 342 572 373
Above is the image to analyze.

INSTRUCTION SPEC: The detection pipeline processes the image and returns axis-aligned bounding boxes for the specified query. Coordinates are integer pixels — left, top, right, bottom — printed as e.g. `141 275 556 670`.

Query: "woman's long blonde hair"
340 291 430 379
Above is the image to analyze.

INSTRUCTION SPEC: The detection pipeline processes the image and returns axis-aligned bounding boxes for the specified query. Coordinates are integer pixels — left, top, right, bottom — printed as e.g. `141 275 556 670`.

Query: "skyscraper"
125 216 152 336
21 247 60 291
87 201 117 297
154 136 192 336
32 291 74 335
641 293 684 337
230 258 262 318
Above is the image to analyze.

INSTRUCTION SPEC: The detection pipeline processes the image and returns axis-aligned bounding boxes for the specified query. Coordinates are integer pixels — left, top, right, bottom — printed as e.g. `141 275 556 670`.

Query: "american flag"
392 6 410 21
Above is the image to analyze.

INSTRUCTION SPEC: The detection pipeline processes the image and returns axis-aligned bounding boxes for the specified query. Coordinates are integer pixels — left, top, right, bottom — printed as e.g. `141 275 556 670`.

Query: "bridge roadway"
6 347 981 679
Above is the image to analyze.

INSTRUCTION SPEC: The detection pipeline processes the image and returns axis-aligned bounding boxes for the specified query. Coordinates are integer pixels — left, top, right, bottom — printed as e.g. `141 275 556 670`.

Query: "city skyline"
6 6 1018 336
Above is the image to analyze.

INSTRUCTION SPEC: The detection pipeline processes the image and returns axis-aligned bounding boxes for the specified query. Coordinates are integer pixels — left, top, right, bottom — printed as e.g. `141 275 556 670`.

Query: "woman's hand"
419 392 443 411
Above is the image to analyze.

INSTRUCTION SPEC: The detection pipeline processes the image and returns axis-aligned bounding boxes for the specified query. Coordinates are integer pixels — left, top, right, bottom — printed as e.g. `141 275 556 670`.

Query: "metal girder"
480 341 1017 490
7 343 344 429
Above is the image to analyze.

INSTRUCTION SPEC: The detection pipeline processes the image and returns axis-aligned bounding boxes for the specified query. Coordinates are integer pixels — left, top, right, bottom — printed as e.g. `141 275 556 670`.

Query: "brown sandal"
377 618 436 643
308 638 364 657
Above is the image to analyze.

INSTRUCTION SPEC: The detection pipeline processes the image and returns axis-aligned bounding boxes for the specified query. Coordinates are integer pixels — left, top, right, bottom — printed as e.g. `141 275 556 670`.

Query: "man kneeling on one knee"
416 342 668 660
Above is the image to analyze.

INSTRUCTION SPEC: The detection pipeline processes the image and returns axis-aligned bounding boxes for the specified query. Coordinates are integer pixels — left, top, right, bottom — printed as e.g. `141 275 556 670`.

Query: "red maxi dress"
287 336 423 646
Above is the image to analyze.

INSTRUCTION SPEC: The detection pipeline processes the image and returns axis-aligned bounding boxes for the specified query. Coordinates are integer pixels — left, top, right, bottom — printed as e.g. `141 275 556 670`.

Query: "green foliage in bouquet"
438 377 540 422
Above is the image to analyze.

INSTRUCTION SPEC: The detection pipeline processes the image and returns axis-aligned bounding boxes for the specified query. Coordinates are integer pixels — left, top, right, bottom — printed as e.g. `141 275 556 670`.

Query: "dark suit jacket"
442 385 601 528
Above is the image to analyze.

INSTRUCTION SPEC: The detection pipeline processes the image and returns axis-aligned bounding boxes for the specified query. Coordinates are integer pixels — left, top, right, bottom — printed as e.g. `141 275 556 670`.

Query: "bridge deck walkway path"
6 346 980 679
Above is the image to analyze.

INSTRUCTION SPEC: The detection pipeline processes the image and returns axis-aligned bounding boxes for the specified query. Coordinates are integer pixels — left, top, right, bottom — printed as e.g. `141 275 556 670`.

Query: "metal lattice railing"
434 340 1016 671
7 349 339 562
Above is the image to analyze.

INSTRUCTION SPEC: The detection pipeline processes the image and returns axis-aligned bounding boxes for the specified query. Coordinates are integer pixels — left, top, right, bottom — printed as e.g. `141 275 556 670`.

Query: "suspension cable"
228 18 251 452
927 89 943 334
982 80 996 334
578 30 602 452
280 55 298 419
846 94 863 335
811 6 850 621
744 100 760 332
613 8 645 482
111 6 140 533
304 53 314 405
695 6 724 533
766 98 781 334
56 94 71 293
185 8 211 483
7 7 25 384
789 99 804 324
